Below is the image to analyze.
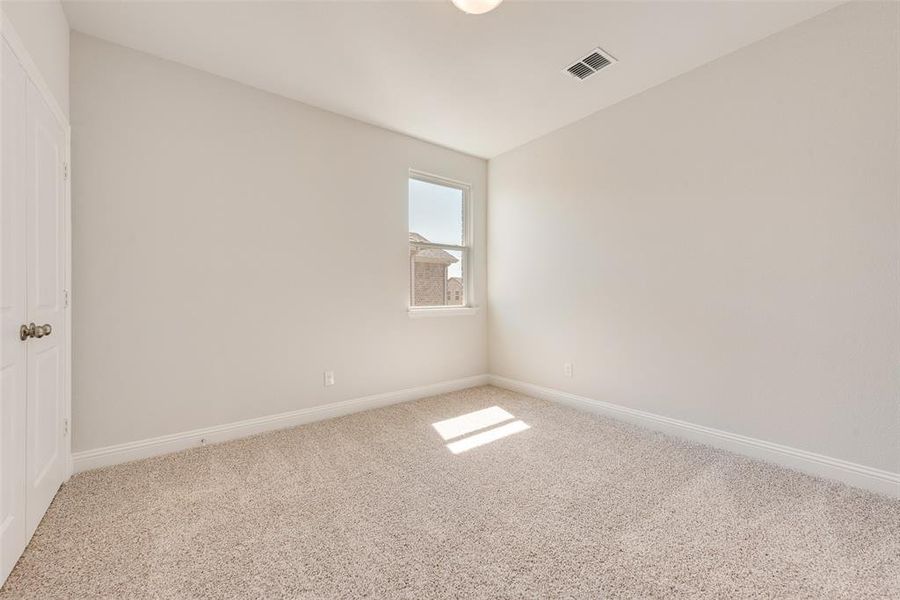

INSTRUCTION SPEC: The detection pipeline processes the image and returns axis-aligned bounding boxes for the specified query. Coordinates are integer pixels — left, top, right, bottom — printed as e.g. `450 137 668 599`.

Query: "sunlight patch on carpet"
431 406 515 441
445 420 530 454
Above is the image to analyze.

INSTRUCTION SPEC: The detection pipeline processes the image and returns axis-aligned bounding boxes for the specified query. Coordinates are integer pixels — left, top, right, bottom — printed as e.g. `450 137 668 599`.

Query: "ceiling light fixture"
451 0 503 15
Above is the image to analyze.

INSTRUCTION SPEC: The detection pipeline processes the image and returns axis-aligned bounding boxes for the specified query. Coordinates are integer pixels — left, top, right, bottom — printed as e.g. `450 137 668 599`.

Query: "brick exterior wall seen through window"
414 262 448 305
410 233 460 307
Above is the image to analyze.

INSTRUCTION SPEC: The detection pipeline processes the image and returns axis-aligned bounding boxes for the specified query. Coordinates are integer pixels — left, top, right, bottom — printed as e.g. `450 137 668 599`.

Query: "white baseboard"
72 374 489 474
489 375 900 498
72 373 900 498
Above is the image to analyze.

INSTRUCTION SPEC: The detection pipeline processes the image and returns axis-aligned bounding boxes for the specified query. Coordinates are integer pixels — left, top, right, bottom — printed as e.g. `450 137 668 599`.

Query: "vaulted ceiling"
63 1 842 158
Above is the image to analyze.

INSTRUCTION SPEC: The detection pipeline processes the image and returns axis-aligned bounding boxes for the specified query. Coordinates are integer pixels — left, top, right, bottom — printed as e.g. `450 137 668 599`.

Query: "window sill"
408 306 480 319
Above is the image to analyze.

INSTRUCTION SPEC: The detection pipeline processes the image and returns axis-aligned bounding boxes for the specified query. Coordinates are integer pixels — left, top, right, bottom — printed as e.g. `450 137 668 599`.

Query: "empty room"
0 0 898 597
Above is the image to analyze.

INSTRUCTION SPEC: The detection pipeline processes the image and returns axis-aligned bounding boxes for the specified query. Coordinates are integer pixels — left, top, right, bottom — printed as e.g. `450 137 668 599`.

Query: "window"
409 172 469 309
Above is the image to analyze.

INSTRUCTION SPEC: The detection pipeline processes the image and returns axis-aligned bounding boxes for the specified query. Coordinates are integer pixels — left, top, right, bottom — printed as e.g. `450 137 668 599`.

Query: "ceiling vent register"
566 47 617 80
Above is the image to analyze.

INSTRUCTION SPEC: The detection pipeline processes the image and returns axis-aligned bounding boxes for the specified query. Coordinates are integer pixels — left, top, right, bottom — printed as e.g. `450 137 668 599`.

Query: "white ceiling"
63 0 841 158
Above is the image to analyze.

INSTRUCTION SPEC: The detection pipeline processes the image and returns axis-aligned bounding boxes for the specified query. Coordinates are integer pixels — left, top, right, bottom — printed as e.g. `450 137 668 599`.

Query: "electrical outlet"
564 363 573 377
324 370 335 387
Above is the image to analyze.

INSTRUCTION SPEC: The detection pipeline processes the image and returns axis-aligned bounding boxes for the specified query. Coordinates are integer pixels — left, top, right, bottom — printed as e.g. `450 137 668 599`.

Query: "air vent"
565 47 617 81
566 62 594 80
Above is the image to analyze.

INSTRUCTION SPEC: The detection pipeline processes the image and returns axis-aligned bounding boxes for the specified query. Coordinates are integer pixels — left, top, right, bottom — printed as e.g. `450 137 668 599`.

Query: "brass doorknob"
19 323 51 341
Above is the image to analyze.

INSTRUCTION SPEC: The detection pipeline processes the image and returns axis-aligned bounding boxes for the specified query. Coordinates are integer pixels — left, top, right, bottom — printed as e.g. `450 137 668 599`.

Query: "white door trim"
0 10 72 481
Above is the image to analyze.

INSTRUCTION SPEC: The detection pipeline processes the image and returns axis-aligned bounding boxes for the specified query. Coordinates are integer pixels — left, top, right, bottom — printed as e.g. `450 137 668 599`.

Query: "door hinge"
63 418 69 436
63 289 70 308
63 161 69 180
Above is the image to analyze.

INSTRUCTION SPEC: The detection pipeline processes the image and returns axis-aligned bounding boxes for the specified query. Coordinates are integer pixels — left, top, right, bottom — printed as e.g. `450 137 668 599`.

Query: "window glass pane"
410 247 464 307
409 178 464 246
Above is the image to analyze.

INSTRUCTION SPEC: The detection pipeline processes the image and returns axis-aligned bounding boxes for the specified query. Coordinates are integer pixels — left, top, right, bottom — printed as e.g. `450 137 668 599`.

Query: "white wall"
0 0 69 116
70 33 487 453
488 2 899 473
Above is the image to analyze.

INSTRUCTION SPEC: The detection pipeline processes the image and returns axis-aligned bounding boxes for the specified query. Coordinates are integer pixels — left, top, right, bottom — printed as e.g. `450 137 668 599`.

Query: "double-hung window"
408 171 470 310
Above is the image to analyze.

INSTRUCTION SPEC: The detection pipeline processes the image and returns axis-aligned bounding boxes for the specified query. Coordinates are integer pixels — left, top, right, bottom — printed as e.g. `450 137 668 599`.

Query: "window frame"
408 169 476 316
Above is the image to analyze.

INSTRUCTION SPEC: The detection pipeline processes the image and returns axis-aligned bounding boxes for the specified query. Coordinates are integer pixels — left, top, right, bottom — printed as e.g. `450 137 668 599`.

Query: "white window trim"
408 169 477 317
408 306 480 318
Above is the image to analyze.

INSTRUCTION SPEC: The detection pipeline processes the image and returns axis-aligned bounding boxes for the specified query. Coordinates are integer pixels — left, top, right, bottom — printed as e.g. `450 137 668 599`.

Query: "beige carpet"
2 386 898 599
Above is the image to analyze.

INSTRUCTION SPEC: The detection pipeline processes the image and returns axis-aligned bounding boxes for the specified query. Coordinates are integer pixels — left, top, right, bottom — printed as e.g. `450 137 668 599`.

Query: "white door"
0 39 29 584
24 76 67 538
